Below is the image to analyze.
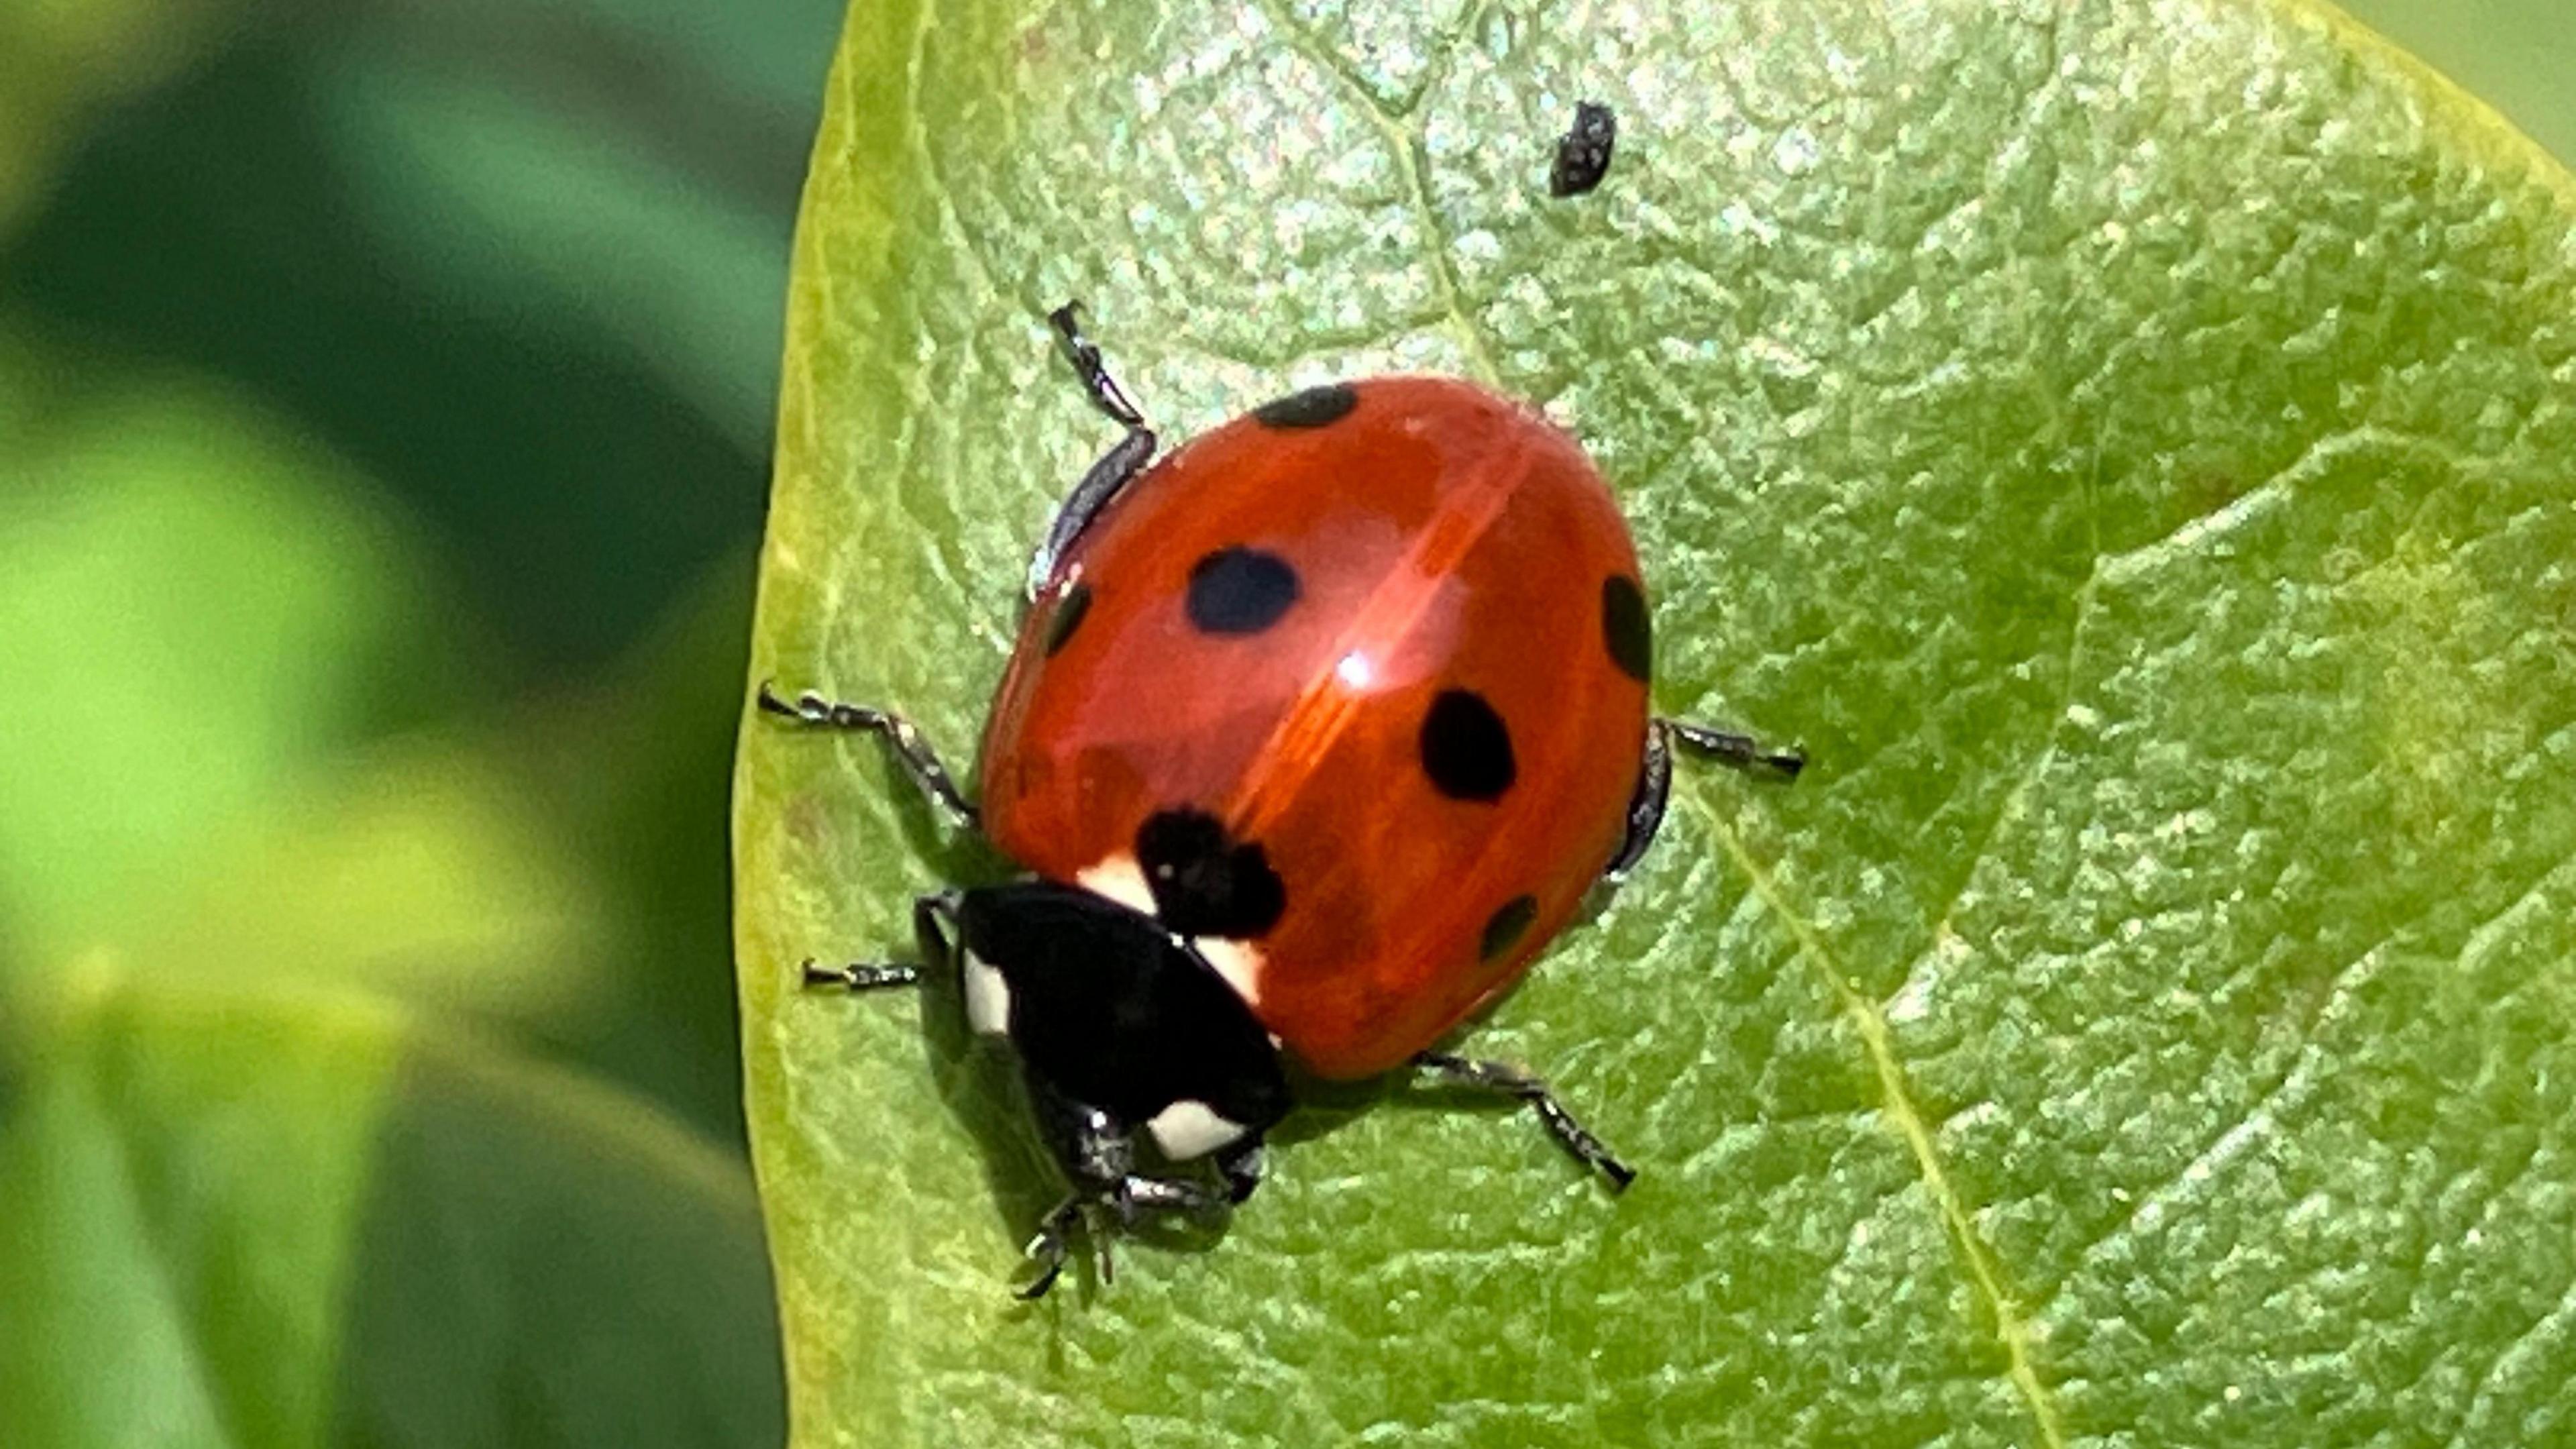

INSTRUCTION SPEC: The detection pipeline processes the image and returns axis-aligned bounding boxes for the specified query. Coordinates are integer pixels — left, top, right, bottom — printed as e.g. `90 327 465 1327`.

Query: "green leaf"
735 1 2576 1442
0 974 783 1449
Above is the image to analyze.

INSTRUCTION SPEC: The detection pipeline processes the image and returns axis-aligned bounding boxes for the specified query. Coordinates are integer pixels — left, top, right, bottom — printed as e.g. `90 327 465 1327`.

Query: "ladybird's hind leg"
1026 301 1158 598
1413 1051 1637 1191
1604 718 1805 879
755 682 979 829
1666 718 1807 777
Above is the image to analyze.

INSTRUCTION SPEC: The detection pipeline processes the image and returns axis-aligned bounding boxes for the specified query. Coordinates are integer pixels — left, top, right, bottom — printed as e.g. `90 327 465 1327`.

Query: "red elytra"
979 376 1652 1079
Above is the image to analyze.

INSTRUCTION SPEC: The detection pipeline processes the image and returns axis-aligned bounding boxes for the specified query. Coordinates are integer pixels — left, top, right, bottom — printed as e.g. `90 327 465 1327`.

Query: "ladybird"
761 305 1799 1297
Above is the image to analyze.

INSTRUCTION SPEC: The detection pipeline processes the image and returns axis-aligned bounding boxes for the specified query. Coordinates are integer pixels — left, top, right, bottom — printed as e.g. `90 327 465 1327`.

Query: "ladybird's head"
947 879 1290 1193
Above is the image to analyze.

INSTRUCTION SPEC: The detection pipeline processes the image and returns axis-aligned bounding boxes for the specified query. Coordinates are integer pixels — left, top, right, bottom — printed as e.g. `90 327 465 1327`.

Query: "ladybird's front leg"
1604 716 1806 879
910 890 961 969
1014 1176 1227 1298
1018 1195 1087 1300
1012 1077 1240 1297
799 961 920 991
1212 1132 1267 1205
755 682 979 829
1413 1051 1638 1191
1026 302 1157 598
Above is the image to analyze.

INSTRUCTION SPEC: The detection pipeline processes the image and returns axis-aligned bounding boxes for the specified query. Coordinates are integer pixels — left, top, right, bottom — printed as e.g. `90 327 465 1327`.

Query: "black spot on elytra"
1480 895 1539 960
1602 574 1652 683
1419 689 1516 802
1186 547 1299 635
1549 101 1617 197
1251 382 1358 429
1043 580 1092 657
1136 808 1286 938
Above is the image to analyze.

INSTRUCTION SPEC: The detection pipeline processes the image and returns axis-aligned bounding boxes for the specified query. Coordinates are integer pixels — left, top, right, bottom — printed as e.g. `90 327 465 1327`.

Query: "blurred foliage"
0 0 842 1442
0 0 2569 1446
0 0 223 234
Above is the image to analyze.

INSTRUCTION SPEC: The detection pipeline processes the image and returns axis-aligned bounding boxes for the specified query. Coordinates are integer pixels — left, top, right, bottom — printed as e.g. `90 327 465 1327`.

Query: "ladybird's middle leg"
1026 302 1158 598
756 682 979 828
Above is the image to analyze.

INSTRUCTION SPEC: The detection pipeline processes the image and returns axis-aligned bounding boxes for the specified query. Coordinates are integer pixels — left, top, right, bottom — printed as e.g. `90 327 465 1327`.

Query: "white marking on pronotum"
1195 938 1267 1008
1076 849 1268 1006
1076 853 1157 916
962 951 1012 1036
1146 1099 1247 1161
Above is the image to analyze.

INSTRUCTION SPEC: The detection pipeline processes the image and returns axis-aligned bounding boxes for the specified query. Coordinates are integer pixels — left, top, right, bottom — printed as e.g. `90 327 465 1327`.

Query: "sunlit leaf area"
5 2 2575 1446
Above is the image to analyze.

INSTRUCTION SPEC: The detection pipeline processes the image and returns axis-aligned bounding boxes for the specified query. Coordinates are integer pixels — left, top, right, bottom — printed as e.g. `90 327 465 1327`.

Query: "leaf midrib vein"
1247 7 2070 1438
1690 790 2072 1449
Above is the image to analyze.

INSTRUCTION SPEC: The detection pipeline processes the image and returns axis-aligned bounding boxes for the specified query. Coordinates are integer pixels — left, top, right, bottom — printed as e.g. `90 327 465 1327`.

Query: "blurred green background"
0 1 2565 1445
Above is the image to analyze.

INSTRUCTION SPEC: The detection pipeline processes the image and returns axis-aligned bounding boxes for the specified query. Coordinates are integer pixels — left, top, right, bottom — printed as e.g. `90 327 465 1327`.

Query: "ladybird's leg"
1015 1178 1224 1299
1412 1051 1638 1191
1099 1173 1229 1288
1026 302 1158 598
755 682 979 828
1026 427 1154 600
799 961 920 991
1112 1172 1228 1218
1605 717 1805 880
1212 1132 1268 1205
1049 300 1150 433
912 890 961 969
1018 1195 1087 1300
1605 719 1678 879
1666 717 1805 777
800 892 959 993
1014 1173 1228 1297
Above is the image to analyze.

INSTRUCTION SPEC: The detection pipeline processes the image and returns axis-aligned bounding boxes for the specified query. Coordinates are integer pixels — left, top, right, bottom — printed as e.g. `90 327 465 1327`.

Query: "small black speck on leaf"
1550 101 1617 197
